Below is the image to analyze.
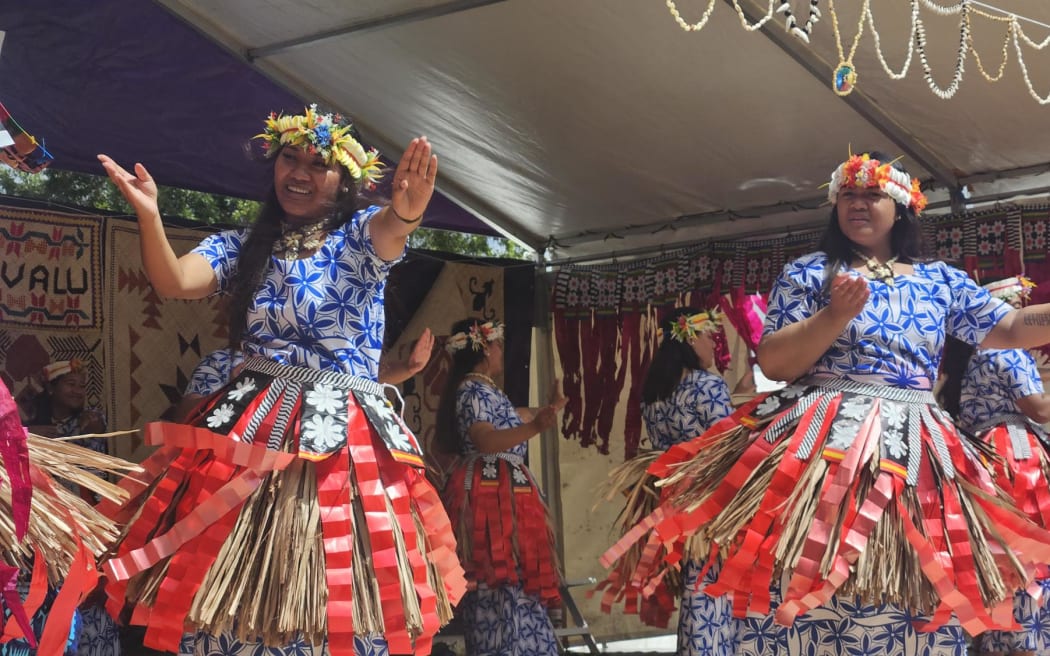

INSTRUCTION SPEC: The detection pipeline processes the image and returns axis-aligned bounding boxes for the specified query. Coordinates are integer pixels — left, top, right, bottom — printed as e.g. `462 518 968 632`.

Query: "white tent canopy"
158 0 1050 261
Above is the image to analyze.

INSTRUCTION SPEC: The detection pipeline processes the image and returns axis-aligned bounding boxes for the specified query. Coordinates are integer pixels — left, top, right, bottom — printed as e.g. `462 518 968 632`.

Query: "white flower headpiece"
446 320 504 354
827 154 927 215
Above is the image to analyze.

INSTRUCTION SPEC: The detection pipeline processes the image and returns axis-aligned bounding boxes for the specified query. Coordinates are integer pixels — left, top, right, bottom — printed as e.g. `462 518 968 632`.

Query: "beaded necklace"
465 372 500 389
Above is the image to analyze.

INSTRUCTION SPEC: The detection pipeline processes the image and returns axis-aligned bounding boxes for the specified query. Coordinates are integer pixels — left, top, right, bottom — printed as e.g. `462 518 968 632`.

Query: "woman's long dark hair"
641 307 705 404
228 149 361 349
817 150 927 297
434 318 491 454
936 335 976 418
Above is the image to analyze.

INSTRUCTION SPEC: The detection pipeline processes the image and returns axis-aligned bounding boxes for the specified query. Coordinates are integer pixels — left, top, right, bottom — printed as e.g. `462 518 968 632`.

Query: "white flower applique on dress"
755 396 781 417
305 383 344 415
301 413 344 453
227 377 257 402
207 403 236 428
482 461 499 479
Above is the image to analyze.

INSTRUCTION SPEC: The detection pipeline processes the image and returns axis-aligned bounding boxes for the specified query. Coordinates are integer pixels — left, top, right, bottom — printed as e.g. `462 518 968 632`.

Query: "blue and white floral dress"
442 377 560 656
959 348 1050 654
184 348 245 399
642 369 735 656
604 252 1050 656
101 207 464 656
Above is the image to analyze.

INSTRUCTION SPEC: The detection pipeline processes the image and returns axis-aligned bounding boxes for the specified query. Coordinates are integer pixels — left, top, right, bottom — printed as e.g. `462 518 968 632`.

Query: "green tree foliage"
0 167 259 225
409 227 530 259
0 167 529 258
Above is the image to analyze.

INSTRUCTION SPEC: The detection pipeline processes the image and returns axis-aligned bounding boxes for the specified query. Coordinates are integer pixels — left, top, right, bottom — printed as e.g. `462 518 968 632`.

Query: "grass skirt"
602 377 1050 637
0 377 137 653
970 416 1050 650
593 450 680 627
98 358 465 656
442 453 560 607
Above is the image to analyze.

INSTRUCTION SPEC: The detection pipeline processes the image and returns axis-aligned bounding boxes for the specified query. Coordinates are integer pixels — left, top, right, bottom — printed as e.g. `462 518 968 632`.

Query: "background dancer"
435 318 564 656
941 276 1050 656
596 306 738 653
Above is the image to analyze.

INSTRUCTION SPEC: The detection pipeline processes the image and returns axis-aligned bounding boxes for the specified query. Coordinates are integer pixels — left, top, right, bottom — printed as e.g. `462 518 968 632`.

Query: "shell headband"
446 321 504 354
254 104 384 186
827 154 927 215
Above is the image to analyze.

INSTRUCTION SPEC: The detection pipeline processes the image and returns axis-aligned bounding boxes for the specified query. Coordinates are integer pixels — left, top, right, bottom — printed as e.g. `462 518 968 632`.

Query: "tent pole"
533 263 565 564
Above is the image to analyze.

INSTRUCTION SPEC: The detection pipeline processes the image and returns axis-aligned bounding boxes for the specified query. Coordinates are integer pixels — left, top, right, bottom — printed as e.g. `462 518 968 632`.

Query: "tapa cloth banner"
0 204 101 329
387 260 506 481
104 219 227 460
0 204 104 411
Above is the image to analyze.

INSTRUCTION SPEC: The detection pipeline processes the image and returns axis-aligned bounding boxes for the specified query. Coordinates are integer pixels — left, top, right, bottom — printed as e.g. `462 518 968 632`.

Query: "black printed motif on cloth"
353 390 424 466
201 371 272 434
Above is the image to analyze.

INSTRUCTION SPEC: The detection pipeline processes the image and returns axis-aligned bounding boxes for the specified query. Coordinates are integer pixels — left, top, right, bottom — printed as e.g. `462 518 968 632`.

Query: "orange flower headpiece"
446 320 504 354
828 154 927 215
254 104 384 187
42 359 83 383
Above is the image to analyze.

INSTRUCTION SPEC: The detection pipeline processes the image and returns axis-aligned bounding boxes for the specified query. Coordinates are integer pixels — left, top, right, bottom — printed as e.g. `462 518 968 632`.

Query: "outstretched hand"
389 137 437 221
828 273 869 323
97 154 159 218
407 328 435 375
534 380 566 433
547 379 567 412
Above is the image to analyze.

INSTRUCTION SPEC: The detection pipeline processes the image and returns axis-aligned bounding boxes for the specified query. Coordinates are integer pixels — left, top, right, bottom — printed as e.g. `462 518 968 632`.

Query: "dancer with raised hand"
435 318 564 656
604 150 1050 655
595 306 737 654
97 105 464 656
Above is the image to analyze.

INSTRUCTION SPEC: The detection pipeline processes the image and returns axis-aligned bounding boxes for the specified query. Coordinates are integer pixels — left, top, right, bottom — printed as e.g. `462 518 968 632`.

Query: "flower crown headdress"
446 320 505 354
254 104 384 187
827 153 927 215
42 359 83 383
657 310 723 344
983 275 1035 306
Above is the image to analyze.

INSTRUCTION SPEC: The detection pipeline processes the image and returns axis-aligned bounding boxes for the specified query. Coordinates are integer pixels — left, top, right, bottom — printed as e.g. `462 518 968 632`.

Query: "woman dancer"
604 151 1050 655
97 105 464 656
597 306 737 654
436 318 564 656
942 276 1050 656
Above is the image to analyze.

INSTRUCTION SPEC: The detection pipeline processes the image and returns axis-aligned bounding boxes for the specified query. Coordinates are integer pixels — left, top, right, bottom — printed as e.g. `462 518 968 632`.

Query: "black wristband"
391 205 422 224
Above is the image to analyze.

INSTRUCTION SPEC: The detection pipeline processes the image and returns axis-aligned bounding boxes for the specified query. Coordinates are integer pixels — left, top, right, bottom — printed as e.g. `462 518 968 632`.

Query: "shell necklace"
853 249 898 286
465 372 500 389
273 220 327 260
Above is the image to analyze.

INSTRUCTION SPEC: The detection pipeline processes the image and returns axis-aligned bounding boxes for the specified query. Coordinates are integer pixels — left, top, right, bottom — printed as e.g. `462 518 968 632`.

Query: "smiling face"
273 146 345 224
836 187 898 256
50 371 86 416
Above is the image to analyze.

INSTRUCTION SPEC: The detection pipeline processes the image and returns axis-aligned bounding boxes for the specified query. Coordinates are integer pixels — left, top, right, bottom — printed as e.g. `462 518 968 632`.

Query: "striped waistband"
242 357 384 397
464 451 525 467
801 376 936 404
968 413 1045 437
